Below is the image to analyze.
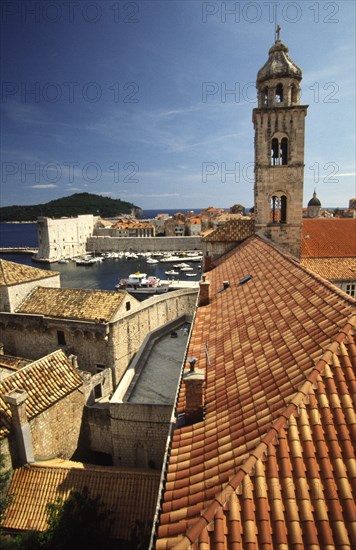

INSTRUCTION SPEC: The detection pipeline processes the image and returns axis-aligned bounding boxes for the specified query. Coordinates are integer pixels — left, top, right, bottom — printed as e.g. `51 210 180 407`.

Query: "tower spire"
275 23 281 42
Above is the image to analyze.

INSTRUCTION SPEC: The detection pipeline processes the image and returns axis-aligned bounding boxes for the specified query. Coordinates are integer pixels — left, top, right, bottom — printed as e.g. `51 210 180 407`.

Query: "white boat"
177 263 190 268
180 266 194 271
75 256 95 266
185 273 197 277
147 258 159 264
57 258 69 264
165 270 179 275
116 272 169 294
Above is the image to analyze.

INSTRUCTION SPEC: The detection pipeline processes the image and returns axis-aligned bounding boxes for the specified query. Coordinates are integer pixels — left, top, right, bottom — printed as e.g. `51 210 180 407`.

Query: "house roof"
3 461 161 541
155 235 355 549
0 350 82 438
0 259 59 287
16 287 126 322
0 354 31 371
201 219 255 242
301 257 356 281
302 218 356 258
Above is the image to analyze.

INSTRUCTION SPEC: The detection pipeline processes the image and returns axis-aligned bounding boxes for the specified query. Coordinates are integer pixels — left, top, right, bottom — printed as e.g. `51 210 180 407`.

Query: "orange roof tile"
16 287 126 322
3 462 160 541
155 236 356 549
0 350 82 438
0 259 59 287
302 218 356 258
202 219 255 242
301 257 356 281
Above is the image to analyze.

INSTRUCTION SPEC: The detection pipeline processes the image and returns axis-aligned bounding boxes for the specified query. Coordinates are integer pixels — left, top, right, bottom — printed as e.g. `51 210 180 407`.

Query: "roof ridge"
172 316 356 549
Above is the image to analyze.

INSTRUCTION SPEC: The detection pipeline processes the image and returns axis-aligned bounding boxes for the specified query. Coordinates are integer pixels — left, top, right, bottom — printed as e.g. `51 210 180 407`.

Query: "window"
275 83 283 103
94 384 102 400
126 301 131 311
271 136 288 166
291 84 298 104
346 283 355 298
96 364 106 373
271 194 287 224
263 87 268 105
57 330 66 345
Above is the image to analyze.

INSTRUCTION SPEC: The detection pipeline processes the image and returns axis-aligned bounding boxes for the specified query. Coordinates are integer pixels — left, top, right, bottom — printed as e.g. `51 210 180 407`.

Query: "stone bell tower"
253 27 308 258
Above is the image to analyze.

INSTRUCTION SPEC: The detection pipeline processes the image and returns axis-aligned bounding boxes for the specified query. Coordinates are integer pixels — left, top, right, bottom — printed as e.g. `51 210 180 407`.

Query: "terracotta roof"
202 219 255 242
0 259 59 287
16 287 126 322
3 461 160 541
0 350 82 438
155 235 356 549
301 257 356 281
302 218 356 258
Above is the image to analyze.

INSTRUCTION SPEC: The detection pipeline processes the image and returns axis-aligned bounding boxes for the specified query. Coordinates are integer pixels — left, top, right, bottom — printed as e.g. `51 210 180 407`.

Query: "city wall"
87 235 202 253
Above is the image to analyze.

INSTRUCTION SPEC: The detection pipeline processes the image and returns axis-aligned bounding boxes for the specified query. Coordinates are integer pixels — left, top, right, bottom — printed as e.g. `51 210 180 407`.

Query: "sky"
1 0 355 210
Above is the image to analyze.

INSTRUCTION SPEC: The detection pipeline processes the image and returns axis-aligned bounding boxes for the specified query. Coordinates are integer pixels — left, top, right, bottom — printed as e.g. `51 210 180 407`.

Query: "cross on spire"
275 24 281 42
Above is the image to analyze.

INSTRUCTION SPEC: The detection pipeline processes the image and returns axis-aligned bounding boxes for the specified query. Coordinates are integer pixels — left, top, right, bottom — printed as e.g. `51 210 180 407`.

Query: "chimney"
183 358 205 425
0 343 4 355
204 254 213 272
68 354 78 368
4 389 34 464
198 277 210 307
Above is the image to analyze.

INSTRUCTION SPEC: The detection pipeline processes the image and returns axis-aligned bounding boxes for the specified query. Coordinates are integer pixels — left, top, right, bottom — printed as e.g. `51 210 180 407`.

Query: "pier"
0 247 38 255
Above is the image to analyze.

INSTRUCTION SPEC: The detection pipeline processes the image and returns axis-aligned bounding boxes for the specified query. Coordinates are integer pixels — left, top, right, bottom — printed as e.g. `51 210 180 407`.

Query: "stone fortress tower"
253 26 308 258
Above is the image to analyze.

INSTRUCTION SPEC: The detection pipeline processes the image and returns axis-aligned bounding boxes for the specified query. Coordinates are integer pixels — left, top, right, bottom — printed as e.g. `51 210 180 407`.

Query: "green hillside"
0 193 141 222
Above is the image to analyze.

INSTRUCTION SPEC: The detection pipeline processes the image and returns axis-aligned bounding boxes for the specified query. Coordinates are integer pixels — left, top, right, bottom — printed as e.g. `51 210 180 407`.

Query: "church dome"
257 39 302 85
308 191 321 207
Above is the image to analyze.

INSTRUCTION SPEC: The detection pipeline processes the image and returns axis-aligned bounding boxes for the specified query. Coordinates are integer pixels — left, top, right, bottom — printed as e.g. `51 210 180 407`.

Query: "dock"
0 247 38 255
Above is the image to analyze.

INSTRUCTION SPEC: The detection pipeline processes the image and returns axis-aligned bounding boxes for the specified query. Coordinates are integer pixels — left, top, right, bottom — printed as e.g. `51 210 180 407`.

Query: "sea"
0 210 204 292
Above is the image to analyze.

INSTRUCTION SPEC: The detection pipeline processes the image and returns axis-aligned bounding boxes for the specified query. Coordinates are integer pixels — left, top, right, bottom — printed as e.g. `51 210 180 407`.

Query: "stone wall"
108 289 198 383
30 389 85 461
87 235 202 253
86 402 172 469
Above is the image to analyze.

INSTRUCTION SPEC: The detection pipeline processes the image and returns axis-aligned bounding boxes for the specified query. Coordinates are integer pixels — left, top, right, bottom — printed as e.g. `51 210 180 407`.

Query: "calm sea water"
0 222 201 291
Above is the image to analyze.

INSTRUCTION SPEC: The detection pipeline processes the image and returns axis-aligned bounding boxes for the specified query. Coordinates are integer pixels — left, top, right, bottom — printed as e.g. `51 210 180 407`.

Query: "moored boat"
116 272 169 294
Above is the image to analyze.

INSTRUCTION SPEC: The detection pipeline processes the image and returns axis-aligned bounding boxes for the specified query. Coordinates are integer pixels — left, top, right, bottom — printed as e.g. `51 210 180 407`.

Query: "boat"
180 266 194 271
185 273 197 277
147 258 159 264
57 258 69 264
165 270 179 276
116 272 169 294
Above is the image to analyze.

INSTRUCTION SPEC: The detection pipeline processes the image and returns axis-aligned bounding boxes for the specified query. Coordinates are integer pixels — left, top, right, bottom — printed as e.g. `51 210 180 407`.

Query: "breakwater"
87 236 202 254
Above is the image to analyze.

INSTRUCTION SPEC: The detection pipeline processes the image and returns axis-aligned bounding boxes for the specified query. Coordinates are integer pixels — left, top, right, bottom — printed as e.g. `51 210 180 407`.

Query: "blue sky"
1 0 355 210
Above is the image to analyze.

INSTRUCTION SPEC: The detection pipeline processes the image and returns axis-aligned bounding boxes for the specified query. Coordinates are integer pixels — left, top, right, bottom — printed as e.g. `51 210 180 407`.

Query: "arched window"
271 138 279 166
280 137 288 165
271 194 287 223
275 83 283 103
263 87 268 105
271 136 289 166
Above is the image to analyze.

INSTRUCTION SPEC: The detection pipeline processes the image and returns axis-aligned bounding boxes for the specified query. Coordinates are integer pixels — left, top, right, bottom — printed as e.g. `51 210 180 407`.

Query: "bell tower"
253 27 308 258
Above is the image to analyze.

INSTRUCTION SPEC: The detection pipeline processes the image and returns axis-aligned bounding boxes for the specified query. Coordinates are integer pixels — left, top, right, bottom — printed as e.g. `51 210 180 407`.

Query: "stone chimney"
68 354 78 369
204 254 213 272
4 389 34 464
198 277 210 307
183 358 205 424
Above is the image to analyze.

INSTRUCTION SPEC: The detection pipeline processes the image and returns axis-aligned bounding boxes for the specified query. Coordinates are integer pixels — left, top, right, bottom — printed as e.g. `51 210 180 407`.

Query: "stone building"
0 259 60 312
253 32 308 258
307 189 322 218
0 286 139 386
34 214 95 262
0 350 84 469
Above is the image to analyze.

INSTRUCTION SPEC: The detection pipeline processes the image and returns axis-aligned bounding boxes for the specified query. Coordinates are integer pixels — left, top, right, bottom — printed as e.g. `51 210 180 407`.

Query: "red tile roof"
155 236 356 549
302 218 356 258
3 461 160 542
301 257 356 281
0 350 82 438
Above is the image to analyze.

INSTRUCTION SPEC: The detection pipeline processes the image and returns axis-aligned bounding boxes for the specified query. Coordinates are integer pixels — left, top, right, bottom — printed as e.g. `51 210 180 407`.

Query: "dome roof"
257 40 302 84
308 191 321 207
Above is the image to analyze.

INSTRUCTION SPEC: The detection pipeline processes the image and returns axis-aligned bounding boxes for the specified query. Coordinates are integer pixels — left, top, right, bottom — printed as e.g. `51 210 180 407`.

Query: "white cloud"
29 184 57 189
